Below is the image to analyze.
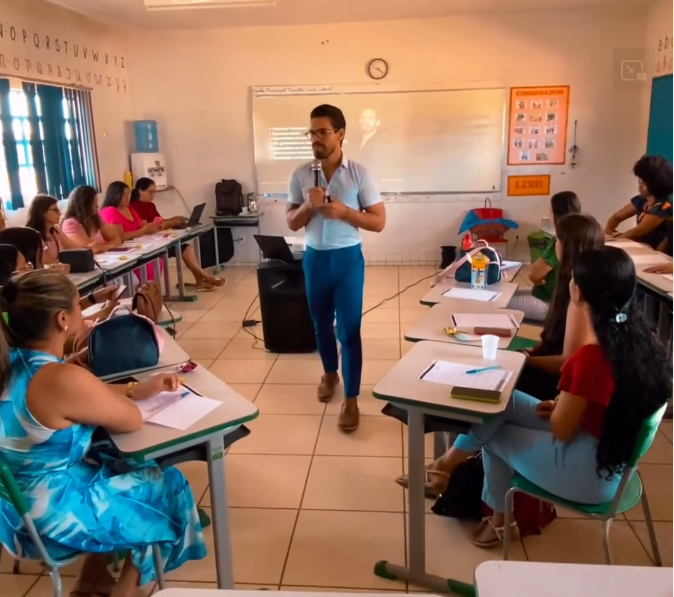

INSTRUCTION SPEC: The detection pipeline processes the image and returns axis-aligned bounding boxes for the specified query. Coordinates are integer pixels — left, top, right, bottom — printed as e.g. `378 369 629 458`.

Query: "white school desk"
69 270 103 291
372 341 526 593
420 280 519 309
101 327 189 382
210 214 263 271
155 592 437 597
165 224 212 301
109 364 259 590
404 303 525 349
474 561 673 597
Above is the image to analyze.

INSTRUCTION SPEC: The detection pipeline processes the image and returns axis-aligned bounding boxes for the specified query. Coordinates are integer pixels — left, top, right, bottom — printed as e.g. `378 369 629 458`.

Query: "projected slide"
253 88 506 195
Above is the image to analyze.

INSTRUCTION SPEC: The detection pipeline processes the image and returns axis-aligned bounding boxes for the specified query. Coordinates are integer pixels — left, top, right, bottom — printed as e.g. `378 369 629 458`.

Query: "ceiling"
45 0 648 30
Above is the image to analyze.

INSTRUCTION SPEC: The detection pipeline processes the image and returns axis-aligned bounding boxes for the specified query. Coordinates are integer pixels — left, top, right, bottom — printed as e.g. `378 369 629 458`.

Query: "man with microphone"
286 104 386 432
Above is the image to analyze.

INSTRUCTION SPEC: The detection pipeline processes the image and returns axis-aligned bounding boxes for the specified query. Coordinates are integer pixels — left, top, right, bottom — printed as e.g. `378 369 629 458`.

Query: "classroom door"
646 74 673 161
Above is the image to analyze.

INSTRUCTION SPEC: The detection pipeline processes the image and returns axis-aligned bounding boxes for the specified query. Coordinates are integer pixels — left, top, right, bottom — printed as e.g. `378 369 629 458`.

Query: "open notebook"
442 288 501 302
135 385 221 431
419 360 513 391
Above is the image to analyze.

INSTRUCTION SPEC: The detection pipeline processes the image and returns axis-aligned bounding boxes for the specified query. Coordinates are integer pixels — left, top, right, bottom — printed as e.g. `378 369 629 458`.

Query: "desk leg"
162 252 172 301
657 301 671 346
374 409 474 596
213 226 224 275
207 435 235 589
169 240 198 303
139 264 148 285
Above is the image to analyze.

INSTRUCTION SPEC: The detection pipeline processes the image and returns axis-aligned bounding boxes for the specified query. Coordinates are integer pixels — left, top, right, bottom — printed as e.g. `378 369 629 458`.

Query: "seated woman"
61 185 123 254
26 194 82 266
605 155 672 249
515 214 605 401
0 270 206 597
0 227 44 269
507 191 581 321
401 247 672 547
131 178 225 291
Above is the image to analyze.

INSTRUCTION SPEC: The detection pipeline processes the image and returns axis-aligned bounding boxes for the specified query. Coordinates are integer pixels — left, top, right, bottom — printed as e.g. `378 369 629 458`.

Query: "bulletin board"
507 86 570 166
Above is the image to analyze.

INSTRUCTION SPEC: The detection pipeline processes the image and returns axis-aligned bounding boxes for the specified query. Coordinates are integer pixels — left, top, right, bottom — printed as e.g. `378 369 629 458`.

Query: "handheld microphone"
311 159 321 188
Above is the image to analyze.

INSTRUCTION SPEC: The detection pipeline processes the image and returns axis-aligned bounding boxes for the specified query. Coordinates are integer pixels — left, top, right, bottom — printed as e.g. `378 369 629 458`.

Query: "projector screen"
252 87 506 195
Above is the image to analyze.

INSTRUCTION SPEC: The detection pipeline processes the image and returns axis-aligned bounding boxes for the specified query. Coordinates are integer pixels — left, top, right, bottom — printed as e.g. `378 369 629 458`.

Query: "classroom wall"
129 6 648 265
638 0 673 150
0 0 133 188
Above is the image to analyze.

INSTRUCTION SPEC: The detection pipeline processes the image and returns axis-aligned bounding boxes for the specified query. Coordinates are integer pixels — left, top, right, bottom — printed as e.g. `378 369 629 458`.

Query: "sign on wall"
0 20 128 93
507 86 570 166
507 174 551 197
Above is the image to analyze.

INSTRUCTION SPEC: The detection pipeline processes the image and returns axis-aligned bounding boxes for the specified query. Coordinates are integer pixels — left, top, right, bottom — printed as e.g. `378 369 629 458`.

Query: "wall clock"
367 58 389 80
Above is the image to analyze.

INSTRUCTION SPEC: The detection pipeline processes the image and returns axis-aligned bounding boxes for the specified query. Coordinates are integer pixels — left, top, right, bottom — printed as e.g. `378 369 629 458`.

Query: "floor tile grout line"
276 391 328 589
20 573 43 597
623 516 657 565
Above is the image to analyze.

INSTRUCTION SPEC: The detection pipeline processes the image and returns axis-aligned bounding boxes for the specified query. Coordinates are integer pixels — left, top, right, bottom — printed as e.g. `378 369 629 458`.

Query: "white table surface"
372 340 526 417
69 270 103 290
420 280 519 309
109 362 258 456
404 303 525 349
474 561 673 597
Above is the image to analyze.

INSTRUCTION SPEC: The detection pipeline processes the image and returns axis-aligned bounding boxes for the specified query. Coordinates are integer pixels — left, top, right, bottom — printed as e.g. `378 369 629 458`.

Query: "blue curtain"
37 83 72 199
0 79 23 209
22 82 48 195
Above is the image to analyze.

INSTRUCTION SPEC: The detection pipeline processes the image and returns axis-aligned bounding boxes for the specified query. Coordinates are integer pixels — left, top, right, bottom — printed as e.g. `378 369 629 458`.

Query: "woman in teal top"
0 270 206 597
508 191 581 321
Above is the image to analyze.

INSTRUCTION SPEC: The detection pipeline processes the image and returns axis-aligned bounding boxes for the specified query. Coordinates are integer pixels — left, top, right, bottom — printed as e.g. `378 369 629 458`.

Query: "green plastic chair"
0 459 166 597
502 403 666 565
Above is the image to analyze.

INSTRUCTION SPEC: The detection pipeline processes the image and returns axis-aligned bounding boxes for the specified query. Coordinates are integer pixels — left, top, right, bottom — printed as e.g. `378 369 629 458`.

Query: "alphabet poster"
507 86 570 166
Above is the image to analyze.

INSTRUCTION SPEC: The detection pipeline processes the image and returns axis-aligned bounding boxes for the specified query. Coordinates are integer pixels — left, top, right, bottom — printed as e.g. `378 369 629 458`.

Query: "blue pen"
466 365 502 375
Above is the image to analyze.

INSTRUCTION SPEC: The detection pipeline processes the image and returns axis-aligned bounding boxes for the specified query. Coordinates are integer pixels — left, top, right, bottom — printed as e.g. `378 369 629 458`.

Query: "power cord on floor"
239 271 438 350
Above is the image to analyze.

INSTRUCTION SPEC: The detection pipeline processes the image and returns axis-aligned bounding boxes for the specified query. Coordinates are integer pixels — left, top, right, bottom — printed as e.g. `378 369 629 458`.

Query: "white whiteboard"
252 86 506 195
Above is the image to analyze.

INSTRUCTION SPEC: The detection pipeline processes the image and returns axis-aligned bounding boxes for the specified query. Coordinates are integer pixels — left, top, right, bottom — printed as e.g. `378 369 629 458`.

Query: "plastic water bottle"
470 253 489 289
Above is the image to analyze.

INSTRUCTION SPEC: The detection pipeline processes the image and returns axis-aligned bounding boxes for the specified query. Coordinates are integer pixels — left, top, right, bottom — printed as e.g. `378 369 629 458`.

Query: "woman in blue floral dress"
0 269 206 597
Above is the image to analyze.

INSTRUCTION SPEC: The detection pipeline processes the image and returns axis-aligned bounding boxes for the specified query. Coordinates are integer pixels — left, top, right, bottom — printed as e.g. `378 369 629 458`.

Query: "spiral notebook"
419 360 512 391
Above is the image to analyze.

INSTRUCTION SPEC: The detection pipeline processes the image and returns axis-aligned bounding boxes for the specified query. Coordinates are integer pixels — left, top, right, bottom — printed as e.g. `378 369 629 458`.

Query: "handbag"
132 281 163 323
431 452 557 537
58 248 95 273
432 240 504 287
88 309 162 377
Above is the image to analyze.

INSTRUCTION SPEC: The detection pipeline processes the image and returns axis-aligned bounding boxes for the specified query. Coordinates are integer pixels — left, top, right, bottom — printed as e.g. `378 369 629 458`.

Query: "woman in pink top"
25 195 81 266
61 186 122 253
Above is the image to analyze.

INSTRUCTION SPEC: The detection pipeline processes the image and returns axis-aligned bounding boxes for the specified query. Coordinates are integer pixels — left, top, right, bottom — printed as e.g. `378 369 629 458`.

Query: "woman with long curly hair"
400 246 672 548
61 186 122 254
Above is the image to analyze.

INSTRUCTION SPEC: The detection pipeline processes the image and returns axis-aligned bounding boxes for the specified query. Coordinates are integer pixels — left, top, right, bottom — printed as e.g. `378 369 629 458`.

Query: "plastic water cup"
481 334 499 360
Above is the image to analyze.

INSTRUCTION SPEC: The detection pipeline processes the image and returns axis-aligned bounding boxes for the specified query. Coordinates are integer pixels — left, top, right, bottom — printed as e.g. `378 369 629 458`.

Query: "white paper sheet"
500 261 521 270
606 240 645 249
451 313 518 330
631 254 671 265
442 287 501 302
419 360 513 391
135 387 221 430
662 274 673 282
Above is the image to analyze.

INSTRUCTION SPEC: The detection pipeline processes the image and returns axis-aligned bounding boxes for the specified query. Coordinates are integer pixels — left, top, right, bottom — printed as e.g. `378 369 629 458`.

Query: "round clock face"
368 58 389 80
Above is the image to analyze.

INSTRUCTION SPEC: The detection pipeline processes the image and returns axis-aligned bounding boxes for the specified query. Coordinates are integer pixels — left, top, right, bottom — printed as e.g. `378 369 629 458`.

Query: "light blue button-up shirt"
288 157 381 251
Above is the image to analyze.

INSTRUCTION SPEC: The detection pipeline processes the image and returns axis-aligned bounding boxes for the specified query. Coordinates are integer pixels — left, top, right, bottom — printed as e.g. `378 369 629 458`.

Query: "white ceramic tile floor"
7 266 671 597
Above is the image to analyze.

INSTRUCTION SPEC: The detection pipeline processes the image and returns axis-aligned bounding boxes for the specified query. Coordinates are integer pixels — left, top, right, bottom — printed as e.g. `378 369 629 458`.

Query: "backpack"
454 240 503 285
215 179 243 216
431 452 557 538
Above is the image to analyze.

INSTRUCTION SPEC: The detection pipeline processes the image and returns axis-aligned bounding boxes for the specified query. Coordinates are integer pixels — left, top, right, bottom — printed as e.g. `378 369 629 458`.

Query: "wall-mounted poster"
507 86 569 166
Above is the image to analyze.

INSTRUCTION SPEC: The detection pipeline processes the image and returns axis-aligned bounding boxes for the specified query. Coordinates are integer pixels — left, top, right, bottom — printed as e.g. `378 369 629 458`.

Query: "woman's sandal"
205 276 227 287
471 517 518 548
195 280 216 292
394 469 450 499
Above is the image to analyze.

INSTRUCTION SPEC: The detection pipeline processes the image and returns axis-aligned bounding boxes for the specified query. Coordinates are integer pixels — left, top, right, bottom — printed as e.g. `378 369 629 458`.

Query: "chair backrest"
0 458 29 516
627 403 668 468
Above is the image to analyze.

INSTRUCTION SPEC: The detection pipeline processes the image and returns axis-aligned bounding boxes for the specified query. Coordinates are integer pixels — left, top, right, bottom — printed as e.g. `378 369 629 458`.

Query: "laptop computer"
176 203 206 229
254 235 303 263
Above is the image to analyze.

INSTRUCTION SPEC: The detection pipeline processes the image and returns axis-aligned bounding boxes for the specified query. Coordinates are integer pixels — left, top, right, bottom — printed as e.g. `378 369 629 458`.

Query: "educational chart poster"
507 86 570 166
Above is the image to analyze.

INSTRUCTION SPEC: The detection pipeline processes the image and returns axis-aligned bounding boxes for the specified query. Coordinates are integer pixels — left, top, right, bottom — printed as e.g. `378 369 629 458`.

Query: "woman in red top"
130 178 225 291
406 247 671 548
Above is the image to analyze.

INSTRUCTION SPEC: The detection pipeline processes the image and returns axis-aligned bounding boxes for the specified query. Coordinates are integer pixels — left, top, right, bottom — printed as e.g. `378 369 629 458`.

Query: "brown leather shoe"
317 373 339 402
338 401 360 432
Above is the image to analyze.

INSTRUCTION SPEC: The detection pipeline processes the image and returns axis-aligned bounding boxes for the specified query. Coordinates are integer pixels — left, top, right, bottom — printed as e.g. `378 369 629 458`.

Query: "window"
0 79 100 210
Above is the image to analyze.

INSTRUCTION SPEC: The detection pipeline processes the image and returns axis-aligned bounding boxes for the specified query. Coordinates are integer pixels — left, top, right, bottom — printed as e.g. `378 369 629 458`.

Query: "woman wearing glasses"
26 194 80 267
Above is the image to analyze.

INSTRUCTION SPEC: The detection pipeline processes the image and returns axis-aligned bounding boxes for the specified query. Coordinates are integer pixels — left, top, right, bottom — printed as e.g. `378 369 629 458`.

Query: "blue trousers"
302 244 365 399
454 391 622 512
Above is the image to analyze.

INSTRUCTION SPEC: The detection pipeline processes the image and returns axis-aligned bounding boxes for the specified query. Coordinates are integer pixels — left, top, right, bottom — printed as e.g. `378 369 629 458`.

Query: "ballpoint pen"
466 365 502 375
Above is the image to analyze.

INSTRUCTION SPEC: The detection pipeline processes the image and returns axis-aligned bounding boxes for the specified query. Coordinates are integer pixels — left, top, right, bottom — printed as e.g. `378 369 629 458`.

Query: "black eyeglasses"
304 128 341 140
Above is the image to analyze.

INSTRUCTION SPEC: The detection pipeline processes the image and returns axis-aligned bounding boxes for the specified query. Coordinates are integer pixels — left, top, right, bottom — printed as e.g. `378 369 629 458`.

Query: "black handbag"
88 312 160 377
58 248 95 273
